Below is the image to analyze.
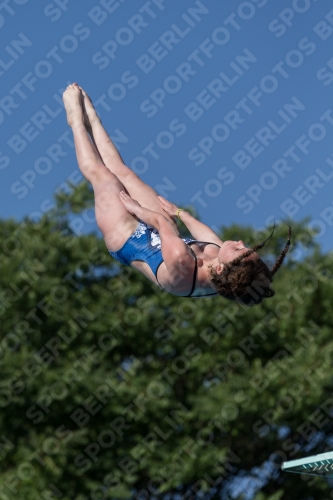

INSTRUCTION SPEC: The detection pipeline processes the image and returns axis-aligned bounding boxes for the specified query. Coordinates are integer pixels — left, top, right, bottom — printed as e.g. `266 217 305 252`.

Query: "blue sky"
2 0 333 252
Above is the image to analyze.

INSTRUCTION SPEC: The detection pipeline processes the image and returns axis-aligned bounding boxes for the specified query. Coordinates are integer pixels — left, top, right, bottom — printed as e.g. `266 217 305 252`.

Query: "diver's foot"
79 86 100 129
62 83 84 128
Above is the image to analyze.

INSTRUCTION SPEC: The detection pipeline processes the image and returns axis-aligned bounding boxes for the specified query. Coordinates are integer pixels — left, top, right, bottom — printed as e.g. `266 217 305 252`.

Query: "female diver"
63 83 291 305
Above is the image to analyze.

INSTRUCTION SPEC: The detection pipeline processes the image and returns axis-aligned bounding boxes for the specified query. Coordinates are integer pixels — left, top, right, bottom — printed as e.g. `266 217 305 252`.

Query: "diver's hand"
158 196 182 219
119 191 141 215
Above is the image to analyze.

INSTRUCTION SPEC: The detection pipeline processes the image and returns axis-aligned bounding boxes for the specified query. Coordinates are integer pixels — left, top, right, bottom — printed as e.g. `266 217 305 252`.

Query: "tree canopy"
1 182 333 500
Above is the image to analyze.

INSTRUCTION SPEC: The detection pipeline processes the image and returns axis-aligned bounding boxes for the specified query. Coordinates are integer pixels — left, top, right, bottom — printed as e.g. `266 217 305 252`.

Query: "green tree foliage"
1 183 333 499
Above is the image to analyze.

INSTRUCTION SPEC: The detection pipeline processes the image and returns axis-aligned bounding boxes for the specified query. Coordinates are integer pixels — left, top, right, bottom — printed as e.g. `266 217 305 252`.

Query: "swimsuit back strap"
154 246 197 297
185 240 220 297
156 240 218 298
186 247 197 297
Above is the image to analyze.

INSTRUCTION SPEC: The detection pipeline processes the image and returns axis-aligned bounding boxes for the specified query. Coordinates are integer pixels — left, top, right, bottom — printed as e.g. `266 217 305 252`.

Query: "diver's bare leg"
81 87 178 231
63 84 139 251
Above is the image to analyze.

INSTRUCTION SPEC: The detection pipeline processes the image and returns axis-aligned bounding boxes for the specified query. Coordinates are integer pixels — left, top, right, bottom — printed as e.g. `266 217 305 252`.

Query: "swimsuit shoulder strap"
189 240 221 248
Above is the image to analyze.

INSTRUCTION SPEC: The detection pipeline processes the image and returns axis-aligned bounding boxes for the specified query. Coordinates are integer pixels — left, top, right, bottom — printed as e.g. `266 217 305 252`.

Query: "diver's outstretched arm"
158 196 224 244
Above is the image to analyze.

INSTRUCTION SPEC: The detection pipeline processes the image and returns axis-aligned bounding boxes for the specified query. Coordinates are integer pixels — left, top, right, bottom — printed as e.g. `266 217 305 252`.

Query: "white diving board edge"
282 451 333 477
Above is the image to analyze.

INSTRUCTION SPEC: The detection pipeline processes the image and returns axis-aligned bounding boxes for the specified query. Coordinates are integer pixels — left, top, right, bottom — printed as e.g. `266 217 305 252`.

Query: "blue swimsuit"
109 222 219 297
